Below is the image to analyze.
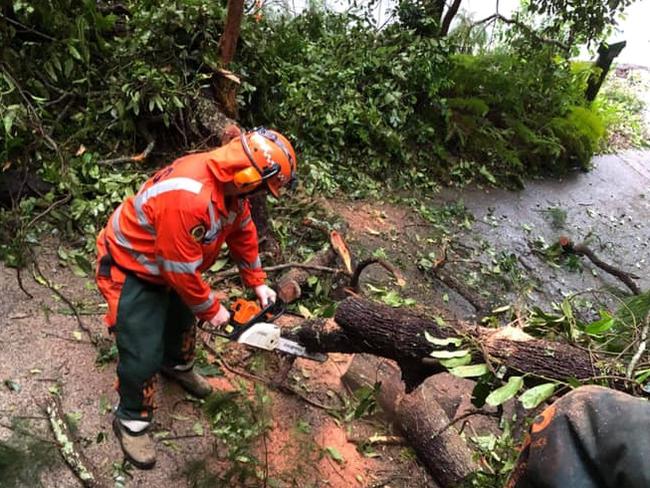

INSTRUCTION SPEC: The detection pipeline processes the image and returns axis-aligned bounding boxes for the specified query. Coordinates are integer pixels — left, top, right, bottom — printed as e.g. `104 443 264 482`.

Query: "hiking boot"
161 366 213 398
112 417 156 470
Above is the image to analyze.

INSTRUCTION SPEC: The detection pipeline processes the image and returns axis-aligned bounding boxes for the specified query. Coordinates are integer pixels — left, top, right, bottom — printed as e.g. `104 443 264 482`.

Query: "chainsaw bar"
276 337 328 363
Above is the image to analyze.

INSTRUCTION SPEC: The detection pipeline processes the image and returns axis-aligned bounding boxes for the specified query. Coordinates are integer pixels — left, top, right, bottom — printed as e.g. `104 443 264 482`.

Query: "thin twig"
431 409 492 441
627 314 650 379
32 261 99 346
349 258 405 292
0 14 57 41
559 237 641 295
16 267 33 299
0 421 57 445
201 338 341 411
25 194 71 229
469 13 569 51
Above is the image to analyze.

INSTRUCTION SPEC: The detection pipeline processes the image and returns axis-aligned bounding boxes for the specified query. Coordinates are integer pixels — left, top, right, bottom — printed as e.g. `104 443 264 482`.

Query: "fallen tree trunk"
288 297 607 391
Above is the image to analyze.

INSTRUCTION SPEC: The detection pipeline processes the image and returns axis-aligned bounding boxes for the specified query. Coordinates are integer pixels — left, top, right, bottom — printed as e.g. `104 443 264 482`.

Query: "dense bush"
443 52 603 186
237 9 607 191
236 11 453 192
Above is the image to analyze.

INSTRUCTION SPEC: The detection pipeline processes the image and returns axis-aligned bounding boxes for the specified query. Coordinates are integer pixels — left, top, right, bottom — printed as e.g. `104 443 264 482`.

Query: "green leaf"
210 259 229 272
325 446 345 464
4 379 21 392
424 332 462 347
584 311 614 335
68 44 83 61
567 377 582 389
560 299 573 320
429 349 470 359
635 368 650 384
449 363 489 378
439 355 473 368
72 330 83 341
519 383 557 409
485 376 524 407
3 111 16 134
298 304 313 318
192 422 204 436
74 254 92 274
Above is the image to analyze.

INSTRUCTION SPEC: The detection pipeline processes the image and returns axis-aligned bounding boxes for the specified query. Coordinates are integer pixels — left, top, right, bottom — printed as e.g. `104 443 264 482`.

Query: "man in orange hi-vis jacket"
95 127 296 469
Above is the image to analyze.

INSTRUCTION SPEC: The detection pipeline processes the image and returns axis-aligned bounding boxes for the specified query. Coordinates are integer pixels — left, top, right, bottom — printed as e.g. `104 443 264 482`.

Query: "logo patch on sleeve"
190 224 206 242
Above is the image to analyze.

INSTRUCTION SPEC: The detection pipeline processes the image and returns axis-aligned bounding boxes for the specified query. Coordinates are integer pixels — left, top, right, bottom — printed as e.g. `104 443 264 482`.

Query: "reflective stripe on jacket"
101 148 266 321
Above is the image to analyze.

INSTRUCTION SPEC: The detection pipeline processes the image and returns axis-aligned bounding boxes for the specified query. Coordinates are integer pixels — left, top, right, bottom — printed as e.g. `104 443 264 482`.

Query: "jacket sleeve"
153 204 221 322
226 199 267 288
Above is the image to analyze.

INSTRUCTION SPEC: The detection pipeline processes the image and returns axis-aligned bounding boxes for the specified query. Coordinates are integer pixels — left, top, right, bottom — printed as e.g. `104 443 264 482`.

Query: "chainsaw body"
200 298 327 362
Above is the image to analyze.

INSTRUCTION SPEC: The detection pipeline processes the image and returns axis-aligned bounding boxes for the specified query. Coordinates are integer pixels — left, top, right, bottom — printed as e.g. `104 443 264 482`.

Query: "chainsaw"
198 298 327 363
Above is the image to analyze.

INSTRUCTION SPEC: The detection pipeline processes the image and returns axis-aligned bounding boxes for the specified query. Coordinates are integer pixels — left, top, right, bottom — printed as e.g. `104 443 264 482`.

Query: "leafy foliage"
201 383 272 485
237 9 452 192
527 0 636 46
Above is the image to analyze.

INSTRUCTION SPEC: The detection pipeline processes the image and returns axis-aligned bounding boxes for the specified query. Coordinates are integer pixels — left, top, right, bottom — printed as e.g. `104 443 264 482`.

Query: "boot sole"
112 418 156 470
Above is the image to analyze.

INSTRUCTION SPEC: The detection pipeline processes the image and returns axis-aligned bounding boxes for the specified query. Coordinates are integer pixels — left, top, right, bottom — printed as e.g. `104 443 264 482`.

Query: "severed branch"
97 141 155 166
45 396 108 488
559 236 641 295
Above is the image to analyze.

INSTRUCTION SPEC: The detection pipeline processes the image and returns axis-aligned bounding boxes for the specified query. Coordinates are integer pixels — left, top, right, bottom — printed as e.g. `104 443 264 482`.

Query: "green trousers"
114 274 196 422
507 385 650 488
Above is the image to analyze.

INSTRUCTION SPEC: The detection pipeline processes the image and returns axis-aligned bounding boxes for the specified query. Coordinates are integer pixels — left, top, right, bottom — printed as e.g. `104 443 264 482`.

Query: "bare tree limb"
97 141 155 166
441 0 463 36
45 396 108 487
559 236 641 295
469 13 569 51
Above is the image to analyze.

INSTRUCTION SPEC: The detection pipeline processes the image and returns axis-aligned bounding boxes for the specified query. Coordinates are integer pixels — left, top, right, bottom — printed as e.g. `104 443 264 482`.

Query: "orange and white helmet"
235 128 297 197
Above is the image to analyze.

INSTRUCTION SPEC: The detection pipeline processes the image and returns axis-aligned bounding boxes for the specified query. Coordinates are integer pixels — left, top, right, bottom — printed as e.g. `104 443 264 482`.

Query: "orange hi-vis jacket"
96 142 267 326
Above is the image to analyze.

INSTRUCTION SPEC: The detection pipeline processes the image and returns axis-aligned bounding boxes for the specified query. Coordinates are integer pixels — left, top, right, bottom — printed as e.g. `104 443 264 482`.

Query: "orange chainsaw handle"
198 298 285 341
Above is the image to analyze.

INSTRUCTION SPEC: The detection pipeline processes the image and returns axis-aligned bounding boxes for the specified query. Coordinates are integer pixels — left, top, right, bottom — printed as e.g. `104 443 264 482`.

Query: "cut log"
343 354 477 487
276 247 337 303
343 354 405 418
288 297 608 391
397 378 480 487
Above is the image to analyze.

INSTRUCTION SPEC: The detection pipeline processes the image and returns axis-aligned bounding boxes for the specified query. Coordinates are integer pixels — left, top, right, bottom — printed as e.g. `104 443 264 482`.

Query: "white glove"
209 304 230 328
254 284 277 307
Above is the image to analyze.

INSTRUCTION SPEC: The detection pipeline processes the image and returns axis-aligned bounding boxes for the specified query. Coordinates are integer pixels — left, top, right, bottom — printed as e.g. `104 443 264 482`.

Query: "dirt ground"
0 239 435 487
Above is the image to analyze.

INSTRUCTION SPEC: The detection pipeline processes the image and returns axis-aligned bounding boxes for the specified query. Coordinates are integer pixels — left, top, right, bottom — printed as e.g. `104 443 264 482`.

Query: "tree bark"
440 0 462 36
398 378 480 487
219 0 245 67
288 297 606 391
